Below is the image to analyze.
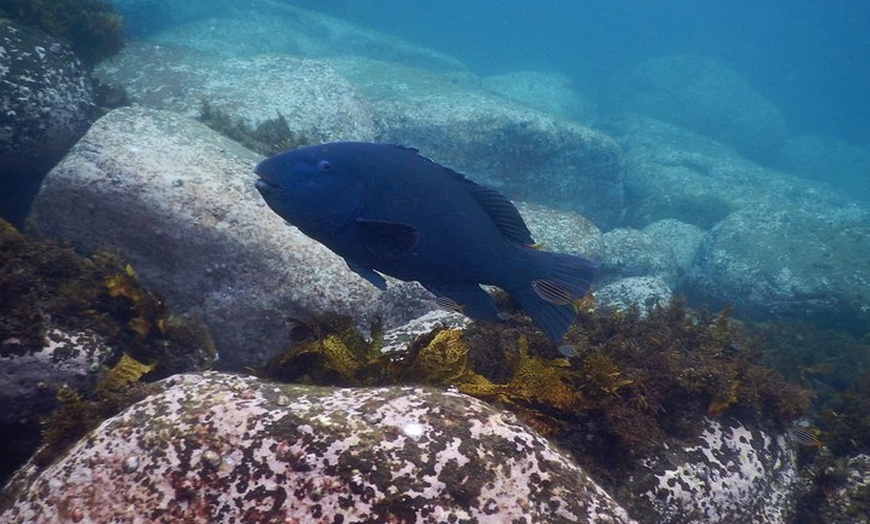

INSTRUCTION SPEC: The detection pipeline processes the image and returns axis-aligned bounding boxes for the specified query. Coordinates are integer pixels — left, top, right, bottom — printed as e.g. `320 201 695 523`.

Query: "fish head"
255 144 365 236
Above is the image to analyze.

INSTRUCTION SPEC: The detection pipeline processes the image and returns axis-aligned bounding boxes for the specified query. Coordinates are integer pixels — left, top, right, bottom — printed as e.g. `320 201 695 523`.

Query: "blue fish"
255 142 598 342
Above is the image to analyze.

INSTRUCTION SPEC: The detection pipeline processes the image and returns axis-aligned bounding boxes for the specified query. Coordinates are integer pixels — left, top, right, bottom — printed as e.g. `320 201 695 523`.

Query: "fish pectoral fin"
345 259 388 290
355 218 419 258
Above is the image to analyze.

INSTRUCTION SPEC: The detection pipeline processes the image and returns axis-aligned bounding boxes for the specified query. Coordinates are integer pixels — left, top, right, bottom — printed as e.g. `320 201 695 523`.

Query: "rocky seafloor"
1 1 868 522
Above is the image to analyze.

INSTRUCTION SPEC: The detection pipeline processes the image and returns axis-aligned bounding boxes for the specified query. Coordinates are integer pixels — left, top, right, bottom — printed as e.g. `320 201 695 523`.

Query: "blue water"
289 0 869 143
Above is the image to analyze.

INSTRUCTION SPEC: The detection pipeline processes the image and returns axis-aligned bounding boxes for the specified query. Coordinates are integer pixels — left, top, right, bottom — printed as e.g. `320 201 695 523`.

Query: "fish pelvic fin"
510 248 598 342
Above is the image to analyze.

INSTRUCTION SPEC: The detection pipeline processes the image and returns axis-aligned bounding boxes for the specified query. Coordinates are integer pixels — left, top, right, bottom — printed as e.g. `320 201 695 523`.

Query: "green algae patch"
198 101 315 157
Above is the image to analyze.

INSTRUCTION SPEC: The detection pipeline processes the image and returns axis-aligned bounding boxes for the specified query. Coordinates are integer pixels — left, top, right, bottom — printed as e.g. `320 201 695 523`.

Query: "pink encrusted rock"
0 372 635 523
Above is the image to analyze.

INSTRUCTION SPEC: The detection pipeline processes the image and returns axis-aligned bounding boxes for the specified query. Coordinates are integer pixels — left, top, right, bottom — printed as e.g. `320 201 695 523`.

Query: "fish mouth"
254 162 279 191
254 177 277 192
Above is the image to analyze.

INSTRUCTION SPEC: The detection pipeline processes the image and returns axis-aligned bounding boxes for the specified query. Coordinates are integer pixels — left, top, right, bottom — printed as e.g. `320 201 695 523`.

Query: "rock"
114 0 466 71
30 107 433 371
0 372 635 523
331 57 625 229
815 454 870 523
601 228 679 287
380 309 470 354
642 219 705 278
605 114 852 229
0 327 113 485
689 204 870 330
593 276 673 317
0 20 93 228
516 201 604 260
95 41 377 143
623 418 799 523
482 70 596 123
776 134 870 203
0 327 111 430
603 54 786 162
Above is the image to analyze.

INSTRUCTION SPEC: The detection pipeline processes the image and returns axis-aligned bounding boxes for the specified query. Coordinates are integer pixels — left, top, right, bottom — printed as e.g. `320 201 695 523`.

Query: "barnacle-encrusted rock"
0 328 112 430
0 372 635 523
624 419 798 523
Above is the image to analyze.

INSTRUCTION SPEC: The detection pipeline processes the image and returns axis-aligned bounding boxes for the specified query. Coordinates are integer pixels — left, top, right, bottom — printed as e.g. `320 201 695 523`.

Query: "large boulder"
0 372 635 523
0 20 93 228
482 70 596 123
331 57 625 229
689 204 870 330
113 0 465 71
605 114 851 229
95 41 377 143
30 107 433 371
623 419 798 523
603 54 787 163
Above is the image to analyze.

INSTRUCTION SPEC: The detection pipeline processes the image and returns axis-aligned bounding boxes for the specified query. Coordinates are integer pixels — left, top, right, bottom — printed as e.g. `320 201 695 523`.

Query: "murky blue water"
288 0 870 143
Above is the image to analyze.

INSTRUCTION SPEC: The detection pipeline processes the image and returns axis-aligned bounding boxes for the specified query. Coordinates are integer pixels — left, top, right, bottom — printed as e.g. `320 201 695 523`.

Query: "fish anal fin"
345 258 388 290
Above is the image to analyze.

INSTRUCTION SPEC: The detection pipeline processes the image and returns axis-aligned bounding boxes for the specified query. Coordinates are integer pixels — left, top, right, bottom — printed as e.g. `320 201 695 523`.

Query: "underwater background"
1 0 869 522
297 0 870 145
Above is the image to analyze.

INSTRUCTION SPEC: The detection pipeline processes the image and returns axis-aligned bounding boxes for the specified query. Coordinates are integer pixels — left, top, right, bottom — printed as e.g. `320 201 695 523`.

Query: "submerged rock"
593 276 673 317
482 70 596 123
601 228 680 288
690 204 870 331
95 41 377 144
0 372 635 523
605 114 853 230
624 419 799 523
603 53 786 163
0 20 93 228
114 0 466 72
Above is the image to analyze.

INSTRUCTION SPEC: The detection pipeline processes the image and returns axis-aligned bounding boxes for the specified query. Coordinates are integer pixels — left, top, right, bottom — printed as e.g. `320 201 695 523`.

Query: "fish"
254 142 598 342
787 422 825 449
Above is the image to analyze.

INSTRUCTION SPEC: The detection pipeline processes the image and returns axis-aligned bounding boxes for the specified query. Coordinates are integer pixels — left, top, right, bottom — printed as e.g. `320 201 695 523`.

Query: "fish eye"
317 159 332 173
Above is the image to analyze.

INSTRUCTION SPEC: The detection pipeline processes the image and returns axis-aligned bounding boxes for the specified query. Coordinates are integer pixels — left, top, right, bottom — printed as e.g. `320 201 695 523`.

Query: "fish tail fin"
509 248 598 342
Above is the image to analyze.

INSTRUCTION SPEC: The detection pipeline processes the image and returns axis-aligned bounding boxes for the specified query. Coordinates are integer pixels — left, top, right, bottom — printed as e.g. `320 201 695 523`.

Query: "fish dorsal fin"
355 218 420 258
395 145 535 246
464 183 535 245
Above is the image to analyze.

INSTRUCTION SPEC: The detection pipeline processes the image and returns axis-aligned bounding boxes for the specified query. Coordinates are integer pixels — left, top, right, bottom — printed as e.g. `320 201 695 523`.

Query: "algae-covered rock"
690 204 870 331
625 419 799 523
0 20 93 227
0 220 213 485
0 372 635 523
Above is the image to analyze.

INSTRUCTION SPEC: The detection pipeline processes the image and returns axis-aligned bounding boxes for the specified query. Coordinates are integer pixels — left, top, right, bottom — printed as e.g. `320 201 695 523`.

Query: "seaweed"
261 297 811 475
35 354 158 470
198 101 314 157
0 221 215 377
757 321 870 458
0 221 215 484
